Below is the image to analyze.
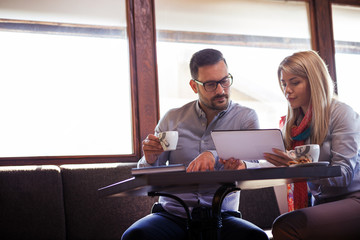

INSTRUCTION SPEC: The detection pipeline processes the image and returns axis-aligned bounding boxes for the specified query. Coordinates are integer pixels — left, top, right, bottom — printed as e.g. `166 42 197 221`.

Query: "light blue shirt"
309 99 360 201
138 100 259 218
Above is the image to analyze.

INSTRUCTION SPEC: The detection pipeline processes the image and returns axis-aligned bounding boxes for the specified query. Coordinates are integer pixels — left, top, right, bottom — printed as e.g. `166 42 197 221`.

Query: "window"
1 0 354 165
155 0 311 128
0 0 133 158
332 4 360 113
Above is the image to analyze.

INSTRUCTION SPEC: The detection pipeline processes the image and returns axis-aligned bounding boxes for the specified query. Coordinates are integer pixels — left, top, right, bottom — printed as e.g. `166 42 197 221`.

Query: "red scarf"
281 106 312 211
291 106 312 147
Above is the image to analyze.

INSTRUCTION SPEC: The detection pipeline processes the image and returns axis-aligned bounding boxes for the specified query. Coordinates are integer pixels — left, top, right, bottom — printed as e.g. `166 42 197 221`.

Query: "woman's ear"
189 79 198 94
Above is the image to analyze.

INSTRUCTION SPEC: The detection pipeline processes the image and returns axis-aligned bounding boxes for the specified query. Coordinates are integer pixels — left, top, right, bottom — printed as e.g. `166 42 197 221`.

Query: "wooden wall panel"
132 0 159 155
309 0 337 93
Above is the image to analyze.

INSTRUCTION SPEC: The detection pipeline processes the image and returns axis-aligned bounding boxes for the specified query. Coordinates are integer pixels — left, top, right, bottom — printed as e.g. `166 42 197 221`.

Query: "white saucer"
289 162 329 168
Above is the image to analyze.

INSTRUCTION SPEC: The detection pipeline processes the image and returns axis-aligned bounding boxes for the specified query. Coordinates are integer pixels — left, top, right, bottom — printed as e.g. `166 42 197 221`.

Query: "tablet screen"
211 129 285 161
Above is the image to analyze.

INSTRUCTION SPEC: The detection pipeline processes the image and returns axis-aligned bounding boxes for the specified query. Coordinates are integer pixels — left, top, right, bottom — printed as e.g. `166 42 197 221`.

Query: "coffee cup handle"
162 139 170 147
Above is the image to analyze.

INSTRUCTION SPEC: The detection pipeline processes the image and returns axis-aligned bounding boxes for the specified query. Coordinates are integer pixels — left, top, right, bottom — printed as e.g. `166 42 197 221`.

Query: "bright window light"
0 31 133 157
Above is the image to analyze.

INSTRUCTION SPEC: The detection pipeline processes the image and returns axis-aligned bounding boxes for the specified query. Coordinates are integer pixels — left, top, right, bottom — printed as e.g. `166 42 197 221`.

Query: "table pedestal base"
149 183 240 240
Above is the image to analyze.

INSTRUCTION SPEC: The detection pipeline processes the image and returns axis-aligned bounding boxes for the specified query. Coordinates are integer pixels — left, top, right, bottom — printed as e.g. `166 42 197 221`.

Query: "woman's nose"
284 86 292 95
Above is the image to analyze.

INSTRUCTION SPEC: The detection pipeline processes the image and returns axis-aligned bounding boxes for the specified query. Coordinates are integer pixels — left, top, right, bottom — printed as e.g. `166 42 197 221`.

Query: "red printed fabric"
280 107 312 211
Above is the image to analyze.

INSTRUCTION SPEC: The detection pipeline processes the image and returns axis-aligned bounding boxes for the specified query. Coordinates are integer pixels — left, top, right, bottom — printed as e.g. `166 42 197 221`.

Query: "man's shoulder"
170 100 196 111
161 100 197 118
157 100 197 131
229 102 257 115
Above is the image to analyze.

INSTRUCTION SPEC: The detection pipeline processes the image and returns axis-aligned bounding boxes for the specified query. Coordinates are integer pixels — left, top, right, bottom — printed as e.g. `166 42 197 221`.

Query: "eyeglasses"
193 73 233 92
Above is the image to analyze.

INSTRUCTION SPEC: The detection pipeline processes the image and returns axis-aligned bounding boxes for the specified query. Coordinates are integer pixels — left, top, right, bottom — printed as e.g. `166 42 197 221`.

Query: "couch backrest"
0 163 280 239
0 165 66 240
60 163 158 240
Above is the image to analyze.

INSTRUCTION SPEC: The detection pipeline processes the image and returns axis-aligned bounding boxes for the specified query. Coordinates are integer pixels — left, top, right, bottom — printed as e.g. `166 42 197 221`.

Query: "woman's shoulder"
330 99 360 127
330 99 357 116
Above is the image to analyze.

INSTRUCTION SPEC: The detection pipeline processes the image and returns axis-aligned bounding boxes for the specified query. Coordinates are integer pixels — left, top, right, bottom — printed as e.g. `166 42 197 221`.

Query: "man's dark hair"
189 48 227 80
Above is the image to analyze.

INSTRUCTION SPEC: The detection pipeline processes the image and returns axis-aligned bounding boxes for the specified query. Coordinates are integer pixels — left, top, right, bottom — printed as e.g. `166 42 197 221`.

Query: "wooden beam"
309 0 338 93
131 0 159 157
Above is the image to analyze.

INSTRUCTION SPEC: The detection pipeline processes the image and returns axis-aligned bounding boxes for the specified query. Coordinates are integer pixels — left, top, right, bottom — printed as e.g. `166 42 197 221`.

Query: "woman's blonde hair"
278 50 334 149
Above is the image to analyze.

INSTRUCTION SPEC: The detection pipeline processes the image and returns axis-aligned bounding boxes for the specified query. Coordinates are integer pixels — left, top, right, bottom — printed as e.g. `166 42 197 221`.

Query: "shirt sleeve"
137 155 152 168
310 102 360 187
245 160 276 169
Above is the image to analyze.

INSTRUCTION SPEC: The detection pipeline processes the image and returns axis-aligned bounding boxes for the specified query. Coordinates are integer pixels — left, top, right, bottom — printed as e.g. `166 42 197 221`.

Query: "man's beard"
207 94 229 110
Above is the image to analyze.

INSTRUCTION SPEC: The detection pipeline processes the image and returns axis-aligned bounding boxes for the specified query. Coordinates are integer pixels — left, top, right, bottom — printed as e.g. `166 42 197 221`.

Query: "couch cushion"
61 163 158 240
0 165 66 240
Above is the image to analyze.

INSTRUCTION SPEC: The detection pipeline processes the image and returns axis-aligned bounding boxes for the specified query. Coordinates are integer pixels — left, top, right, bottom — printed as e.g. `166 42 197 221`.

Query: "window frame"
0 0 160 166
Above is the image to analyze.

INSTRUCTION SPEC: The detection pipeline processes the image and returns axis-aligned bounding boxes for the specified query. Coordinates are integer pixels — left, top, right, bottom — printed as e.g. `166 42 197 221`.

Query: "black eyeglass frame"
193 73 233 92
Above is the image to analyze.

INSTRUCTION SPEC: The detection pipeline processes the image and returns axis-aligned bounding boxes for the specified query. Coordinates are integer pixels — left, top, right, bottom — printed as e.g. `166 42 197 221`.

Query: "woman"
264 50 360 240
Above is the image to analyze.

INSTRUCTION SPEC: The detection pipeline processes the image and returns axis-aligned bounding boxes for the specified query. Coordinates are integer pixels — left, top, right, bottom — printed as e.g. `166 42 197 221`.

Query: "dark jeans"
121 204 268 240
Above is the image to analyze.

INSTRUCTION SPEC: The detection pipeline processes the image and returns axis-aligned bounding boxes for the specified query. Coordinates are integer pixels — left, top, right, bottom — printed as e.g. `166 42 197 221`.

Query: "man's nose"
215 83 225 94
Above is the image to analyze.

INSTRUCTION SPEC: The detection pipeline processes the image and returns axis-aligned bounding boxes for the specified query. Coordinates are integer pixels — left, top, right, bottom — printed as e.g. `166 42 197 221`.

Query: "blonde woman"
264 50 360 240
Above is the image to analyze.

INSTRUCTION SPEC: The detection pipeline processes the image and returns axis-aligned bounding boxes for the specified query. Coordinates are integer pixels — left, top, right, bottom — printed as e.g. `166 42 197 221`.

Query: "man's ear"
189 79 198 93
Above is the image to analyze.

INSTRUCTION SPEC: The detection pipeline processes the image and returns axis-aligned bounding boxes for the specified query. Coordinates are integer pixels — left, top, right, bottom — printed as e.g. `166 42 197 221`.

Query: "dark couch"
0 163 279 239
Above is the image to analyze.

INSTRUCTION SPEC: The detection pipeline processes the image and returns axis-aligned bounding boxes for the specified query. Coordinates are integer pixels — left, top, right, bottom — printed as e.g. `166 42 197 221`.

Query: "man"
122 48 268 240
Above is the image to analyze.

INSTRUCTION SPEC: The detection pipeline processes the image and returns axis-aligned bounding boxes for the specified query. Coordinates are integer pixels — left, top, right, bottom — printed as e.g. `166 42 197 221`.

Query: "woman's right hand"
263 148 294 167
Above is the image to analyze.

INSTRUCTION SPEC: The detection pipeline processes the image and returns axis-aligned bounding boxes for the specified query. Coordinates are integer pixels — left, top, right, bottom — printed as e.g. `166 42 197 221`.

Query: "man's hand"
142 134 164 164
219 158 246 170
186 151 215 172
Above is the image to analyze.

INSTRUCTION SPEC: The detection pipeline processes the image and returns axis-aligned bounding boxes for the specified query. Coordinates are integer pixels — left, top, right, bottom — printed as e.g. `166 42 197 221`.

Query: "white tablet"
211 129 285 161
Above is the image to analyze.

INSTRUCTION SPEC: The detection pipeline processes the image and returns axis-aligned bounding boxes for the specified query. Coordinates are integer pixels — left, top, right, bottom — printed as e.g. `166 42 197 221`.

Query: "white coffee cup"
288 144 320 163
156 131 178 151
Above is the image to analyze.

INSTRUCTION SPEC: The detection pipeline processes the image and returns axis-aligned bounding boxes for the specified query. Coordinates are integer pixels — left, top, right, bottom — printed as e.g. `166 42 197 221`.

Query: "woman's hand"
219 158 246 170
263 148 293 167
